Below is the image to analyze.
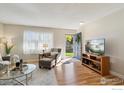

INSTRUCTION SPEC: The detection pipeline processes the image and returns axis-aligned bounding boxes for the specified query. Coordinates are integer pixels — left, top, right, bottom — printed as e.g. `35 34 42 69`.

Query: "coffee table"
0 64 36 85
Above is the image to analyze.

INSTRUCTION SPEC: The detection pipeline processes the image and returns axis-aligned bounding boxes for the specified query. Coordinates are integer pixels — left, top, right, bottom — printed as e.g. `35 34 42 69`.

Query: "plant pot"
6 54 10 57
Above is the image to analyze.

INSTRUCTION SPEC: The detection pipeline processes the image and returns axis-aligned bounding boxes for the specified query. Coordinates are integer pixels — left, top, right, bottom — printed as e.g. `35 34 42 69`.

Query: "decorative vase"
6 54 10 56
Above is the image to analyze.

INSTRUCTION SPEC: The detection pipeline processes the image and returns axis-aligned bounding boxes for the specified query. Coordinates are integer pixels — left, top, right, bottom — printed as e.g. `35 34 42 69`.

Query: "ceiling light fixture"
80 22 84 25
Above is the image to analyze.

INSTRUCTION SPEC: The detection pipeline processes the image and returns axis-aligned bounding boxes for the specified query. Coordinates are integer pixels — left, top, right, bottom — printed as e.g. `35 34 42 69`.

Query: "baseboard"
110 70 124 79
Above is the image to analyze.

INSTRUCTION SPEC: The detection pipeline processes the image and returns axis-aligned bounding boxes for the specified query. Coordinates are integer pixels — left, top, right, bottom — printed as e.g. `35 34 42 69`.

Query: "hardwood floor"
54 59 124 85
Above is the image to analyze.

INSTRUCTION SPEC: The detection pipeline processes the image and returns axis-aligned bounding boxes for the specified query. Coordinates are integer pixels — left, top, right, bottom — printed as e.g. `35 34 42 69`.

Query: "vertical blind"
23 31 53 54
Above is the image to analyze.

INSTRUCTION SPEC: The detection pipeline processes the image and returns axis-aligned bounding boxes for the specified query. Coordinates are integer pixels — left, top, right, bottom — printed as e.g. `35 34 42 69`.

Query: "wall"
79 8 124 77
3 24 76 62
0 23 4 37
0 23 4 55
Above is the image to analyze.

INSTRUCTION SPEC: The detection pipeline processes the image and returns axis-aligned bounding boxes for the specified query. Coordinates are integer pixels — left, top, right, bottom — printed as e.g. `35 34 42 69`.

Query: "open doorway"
65 34 74 57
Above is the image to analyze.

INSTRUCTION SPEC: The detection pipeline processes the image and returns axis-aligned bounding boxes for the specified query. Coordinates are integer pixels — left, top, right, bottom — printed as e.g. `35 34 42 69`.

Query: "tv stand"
82 53 110 76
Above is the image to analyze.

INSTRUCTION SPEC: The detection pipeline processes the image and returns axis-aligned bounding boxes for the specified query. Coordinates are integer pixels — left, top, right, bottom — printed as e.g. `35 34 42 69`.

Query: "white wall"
0 23 4 55
3 24 76 62
0 23 4 37
79 8 124 76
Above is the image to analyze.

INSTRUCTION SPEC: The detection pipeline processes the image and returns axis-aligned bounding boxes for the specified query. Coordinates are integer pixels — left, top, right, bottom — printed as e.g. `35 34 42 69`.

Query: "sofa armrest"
55 52 61 63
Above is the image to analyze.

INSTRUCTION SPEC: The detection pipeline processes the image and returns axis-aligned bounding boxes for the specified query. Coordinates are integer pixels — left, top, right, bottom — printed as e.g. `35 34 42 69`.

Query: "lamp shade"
43 44 48 48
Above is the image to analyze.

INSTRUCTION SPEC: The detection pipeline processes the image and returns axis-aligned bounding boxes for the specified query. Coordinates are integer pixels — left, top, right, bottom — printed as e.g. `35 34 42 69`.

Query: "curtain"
23 31 53 54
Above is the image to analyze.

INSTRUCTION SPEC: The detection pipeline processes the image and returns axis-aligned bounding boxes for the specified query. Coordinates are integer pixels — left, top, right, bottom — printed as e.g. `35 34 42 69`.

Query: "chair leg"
39 66 41 68
48 67 51 70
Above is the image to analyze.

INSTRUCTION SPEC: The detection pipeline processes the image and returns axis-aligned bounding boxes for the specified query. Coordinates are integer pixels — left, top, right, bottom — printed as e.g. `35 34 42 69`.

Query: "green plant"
66 35 73 44
4 42 14 55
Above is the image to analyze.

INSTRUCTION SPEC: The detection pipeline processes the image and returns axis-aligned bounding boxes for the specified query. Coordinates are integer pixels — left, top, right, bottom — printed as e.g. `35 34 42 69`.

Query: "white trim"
110 70 124 80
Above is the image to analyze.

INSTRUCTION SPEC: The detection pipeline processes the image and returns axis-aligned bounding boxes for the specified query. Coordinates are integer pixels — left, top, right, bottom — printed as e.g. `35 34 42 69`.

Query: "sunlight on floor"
56 58 72 66
56 58 73 72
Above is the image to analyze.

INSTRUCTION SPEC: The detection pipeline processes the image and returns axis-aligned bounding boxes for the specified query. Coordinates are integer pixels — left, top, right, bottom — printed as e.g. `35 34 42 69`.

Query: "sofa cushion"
51 52 58 56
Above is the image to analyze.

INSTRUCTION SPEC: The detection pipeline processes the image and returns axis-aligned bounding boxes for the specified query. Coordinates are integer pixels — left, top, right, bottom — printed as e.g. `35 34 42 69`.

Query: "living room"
0 2 124 90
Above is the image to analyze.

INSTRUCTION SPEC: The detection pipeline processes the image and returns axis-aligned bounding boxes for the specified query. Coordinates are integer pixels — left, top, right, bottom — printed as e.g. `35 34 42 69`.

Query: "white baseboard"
110 70 124 79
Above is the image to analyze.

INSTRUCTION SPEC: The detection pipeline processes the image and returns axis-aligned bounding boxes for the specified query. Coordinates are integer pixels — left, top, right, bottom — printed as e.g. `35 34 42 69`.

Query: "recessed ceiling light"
80 22 84 25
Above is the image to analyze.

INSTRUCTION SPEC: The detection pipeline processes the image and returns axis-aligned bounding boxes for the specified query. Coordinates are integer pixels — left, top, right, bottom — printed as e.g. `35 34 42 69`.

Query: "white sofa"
0 54 10 68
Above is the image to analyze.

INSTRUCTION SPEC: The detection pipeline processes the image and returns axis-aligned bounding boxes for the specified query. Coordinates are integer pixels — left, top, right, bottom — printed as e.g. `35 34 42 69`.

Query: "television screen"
85 39 105 55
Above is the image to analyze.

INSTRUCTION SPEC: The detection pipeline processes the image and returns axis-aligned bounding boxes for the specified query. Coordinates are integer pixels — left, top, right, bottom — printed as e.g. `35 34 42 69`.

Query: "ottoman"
39 58 55 69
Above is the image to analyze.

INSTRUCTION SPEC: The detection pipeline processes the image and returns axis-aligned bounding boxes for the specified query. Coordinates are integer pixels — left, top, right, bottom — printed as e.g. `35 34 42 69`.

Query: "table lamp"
43 44 48 50
43 44 48 53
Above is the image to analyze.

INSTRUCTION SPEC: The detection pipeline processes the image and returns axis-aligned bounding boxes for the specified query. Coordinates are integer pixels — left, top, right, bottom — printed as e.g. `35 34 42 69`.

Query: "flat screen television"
85 38 105 55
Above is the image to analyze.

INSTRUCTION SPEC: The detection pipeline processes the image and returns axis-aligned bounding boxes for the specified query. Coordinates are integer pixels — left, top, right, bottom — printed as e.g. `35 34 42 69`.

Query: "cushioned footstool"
39 58 55 69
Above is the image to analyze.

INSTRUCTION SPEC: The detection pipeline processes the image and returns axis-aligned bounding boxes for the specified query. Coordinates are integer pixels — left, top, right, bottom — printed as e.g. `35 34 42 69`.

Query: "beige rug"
28 65 57 85
0 64 57 85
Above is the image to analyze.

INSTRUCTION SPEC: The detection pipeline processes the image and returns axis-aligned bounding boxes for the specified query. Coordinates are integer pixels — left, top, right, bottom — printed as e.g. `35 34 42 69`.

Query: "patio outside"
65 34 74 57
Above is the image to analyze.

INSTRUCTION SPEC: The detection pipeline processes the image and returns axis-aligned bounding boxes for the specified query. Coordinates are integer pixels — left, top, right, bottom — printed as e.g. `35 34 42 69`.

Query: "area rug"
0 64 57 85
29 67 57 85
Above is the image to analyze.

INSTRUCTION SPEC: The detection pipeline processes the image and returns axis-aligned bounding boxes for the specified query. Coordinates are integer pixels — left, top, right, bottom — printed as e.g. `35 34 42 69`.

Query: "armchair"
39 48 62 64
0 54 10 72
0 54 10 65
46 48 62 64
39 48 62 69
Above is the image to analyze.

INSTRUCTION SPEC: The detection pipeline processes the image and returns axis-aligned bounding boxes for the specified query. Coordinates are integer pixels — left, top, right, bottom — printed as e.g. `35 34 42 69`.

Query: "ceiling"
0 3 124 29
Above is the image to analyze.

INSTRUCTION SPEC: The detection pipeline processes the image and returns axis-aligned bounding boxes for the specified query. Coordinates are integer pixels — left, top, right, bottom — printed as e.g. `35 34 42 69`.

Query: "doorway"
65 34 74 57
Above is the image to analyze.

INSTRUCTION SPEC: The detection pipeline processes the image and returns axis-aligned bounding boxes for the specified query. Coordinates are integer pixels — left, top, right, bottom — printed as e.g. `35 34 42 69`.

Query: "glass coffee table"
0 64 36 85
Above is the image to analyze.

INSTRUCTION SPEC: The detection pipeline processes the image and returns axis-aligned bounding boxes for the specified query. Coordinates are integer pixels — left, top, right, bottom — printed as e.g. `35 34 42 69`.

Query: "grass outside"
65 52 74 57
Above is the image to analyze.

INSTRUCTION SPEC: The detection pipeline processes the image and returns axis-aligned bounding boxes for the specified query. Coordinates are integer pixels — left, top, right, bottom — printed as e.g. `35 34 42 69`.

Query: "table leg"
31 73 32 79
25 73 33 85
26 74 28 85
13 79 25 85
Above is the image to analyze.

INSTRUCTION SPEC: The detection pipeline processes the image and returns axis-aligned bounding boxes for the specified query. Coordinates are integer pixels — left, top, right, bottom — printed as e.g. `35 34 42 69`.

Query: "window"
23 31 53 54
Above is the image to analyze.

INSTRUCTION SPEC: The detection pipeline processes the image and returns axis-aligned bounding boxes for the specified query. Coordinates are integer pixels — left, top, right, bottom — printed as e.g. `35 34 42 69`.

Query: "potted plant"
4 42 14 56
